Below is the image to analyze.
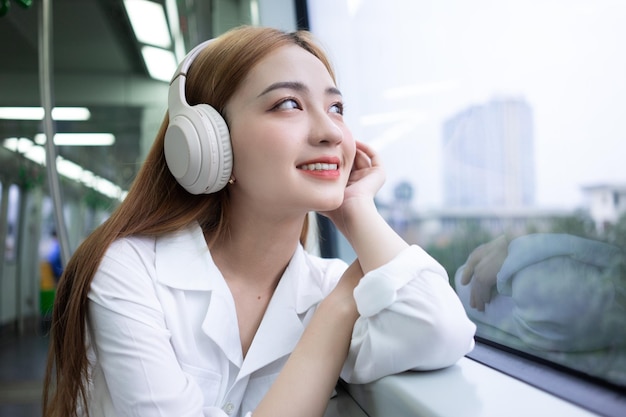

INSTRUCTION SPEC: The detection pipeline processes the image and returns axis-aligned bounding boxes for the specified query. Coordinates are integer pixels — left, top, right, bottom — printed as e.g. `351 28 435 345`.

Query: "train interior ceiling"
0 0 221 192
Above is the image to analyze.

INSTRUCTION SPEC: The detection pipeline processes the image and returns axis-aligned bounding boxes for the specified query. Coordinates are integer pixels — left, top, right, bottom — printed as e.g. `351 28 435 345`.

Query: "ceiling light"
2 136 46 164
34 133 116 146
2 137 125 201
124 0 172 48
141 46 178 82
24 145 46 165
80 170 95 185
92 176 123 199
52 107 91 120
3 137 34 153
0 107 42 120
0 107 91 121
56 157 83 180
164 0 185 61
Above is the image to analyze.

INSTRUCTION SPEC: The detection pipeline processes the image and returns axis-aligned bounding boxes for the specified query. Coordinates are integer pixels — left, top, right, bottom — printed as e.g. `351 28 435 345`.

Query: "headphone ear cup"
164 104 232 194
196 104 233 193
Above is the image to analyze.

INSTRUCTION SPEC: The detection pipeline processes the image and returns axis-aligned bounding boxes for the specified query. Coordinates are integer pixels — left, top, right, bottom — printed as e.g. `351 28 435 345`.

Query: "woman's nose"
308 111 343 146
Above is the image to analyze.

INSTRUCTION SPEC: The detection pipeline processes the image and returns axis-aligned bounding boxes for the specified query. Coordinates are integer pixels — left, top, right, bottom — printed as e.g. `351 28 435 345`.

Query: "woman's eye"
329 102 344 115
274 98 300 110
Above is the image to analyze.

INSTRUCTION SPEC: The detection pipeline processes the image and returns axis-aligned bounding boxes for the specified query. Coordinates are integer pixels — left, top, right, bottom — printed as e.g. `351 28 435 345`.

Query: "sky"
308 0 626 210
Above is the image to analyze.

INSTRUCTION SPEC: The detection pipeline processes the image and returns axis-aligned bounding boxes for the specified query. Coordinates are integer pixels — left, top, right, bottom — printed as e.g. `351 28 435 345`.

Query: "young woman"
43 25 475 417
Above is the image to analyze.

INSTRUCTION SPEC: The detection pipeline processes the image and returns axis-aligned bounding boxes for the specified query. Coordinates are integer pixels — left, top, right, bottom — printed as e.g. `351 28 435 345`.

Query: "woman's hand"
320 141 408 273
343 141 386 202
460 235 510 311
322 141 385 231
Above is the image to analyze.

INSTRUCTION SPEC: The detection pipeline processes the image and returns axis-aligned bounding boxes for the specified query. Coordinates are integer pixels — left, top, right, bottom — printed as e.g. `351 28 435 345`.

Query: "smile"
297 163 338 171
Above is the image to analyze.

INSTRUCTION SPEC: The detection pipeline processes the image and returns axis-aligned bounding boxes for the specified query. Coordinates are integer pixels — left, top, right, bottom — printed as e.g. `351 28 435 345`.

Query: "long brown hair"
42 25 336 417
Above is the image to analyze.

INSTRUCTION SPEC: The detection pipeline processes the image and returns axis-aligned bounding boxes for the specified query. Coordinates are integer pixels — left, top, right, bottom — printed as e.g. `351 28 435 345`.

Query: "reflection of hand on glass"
455 233 626 352
460 235 509 311
454 233 626 386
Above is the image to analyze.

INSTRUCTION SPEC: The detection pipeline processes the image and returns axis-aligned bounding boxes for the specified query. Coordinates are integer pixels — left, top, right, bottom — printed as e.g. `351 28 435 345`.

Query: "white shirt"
86 223 475 417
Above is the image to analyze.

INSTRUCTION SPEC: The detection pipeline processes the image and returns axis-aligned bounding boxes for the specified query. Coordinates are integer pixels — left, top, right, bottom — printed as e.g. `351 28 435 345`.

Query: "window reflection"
310 0 626 388
455 231 626 387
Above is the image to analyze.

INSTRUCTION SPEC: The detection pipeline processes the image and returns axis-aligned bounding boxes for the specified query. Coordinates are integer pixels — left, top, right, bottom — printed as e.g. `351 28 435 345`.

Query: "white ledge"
341 357 599 417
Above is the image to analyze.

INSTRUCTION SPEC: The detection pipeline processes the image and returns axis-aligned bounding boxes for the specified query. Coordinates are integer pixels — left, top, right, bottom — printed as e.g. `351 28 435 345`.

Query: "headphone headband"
170 39 215 84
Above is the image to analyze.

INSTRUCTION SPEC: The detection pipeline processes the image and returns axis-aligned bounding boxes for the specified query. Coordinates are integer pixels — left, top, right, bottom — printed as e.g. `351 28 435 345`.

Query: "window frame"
467 338 626 417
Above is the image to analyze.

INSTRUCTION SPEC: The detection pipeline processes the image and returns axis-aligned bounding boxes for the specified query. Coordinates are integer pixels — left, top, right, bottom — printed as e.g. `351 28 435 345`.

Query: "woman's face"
225 44 356 216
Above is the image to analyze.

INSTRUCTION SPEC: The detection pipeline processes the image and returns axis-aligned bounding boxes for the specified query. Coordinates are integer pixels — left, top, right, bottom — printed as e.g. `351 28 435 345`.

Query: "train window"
309 0 625 394
2 183 20 262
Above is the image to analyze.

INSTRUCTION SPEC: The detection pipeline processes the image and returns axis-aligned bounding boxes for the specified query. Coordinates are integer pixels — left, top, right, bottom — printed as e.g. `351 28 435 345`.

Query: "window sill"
341 354 608 417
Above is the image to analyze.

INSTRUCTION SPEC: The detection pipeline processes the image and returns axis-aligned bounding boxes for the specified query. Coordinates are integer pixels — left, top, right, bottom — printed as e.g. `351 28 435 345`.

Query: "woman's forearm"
337 199 409 274
253 261 362 417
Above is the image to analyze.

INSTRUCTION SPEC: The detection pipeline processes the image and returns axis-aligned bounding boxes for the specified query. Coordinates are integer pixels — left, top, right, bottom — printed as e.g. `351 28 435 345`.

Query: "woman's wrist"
343 202 409 273
334 198 379 241
323 260 362 322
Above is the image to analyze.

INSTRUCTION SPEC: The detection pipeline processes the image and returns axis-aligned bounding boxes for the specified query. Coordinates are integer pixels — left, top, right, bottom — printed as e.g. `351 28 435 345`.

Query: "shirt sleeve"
88 239 220 417
340 245 476 383
497 233 623 295
493 234 626 351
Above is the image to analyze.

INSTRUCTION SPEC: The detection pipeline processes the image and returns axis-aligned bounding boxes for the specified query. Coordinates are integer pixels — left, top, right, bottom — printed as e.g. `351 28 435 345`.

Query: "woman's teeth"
298 163 338 171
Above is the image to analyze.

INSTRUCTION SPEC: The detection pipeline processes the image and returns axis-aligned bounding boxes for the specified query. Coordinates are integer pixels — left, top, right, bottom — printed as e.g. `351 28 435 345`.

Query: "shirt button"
223 402 234 415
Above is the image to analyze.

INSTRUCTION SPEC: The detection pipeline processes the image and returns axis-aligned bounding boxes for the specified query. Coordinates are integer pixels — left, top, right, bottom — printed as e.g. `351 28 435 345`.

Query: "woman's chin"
313 199 343 213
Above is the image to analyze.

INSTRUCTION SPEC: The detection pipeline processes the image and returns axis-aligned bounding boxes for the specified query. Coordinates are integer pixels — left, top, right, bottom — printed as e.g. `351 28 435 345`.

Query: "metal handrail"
39 0 70 267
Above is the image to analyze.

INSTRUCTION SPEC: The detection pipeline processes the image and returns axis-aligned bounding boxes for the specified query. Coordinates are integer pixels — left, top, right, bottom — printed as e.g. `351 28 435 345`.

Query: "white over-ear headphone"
164 40 233 194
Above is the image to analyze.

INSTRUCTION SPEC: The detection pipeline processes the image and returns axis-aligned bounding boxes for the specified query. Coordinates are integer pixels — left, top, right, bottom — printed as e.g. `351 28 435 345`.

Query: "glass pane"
5 184 20 262
309 0 626 388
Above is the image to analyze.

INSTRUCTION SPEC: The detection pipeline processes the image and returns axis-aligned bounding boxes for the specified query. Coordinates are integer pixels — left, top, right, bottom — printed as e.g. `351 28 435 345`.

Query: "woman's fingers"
354 141 379 167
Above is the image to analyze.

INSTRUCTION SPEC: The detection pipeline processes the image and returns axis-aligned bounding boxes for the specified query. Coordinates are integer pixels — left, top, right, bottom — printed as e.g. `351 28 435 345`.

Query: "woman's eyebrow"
258 81 307 97
257 81 342 97
327 86 343 97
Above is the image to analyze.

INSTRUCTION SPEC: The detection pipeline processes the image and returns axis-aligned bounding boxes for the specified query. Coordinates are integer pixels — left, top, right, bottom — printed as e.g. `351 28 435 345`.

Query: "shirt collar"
154 223 217 291
239 246 325 377
154 223 328 373
154 223 326 312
